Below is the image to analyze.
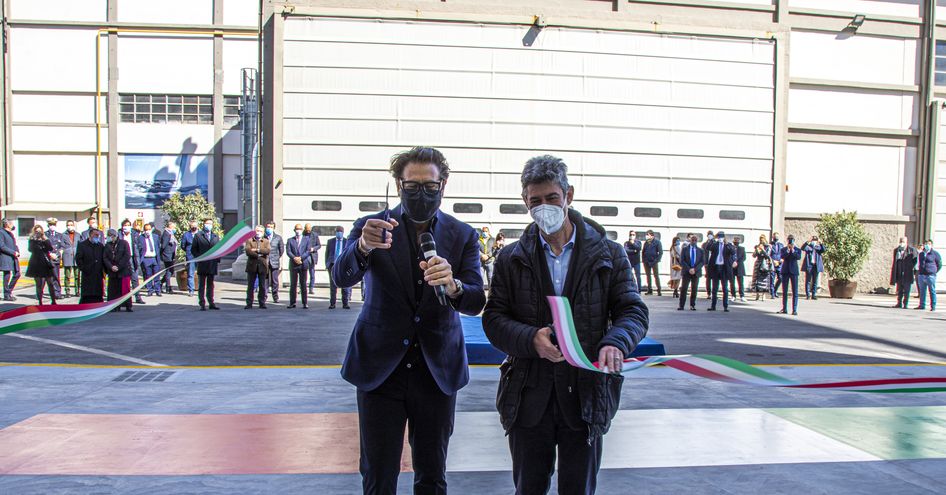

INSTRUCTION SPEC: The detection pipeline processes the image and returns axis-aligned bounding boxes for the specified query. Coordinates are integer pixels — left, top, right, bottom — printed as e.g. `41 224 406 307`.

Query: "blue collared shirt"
539 227 577 296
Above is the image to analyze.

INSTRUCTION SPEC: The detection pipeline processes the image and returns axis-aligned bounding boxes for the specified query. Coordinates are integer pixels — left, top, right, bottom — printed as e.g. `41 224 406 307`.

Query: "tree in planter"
159 191 223 265
815 210 872 298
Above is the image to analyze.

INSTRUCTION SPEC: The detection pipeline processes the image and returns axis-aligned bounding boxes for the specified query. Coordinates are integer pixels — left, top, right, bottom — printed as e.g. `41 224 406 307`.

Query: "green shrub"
159 191 223 263
815 211 872 282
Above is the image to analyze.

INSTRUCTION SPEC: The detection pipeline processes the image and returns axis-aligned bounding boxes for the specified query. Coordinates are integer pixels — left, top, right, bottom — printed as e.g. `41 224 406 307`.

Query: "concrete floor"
1 281 945 494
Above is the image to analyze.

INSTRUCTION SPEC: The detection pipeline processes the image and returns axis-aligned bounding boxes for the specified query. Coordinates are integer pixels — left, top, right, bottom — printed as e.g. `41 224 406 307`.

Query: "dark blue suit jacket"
707 240 737 279
286 235 313 271
680 243 704 275
325 237 347 269
333 206 486 394
801 242 825 272
137 232 160 266
780 245 802 276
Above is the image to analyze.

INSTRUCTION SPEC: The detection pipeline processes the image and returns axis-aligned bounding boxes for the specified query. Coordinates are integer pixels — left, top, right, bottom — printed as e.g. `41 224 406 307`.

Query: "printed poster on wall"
123 154 209 209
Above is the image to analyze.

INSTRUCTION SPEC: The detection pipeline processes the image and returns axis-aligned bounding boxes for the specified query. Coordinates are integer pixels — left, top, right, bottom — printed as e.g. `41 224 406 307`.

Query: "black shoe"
724 308 730 312
343 305 351 310
303 304 309 309
805 296 810 300
328 305 336 309
677 307 684 311
777 309 786 314
273 295 280 303
792 311 798 316
812 296 818 300
260 304 267 309
308 289 314 295
245 305 252 310
208 304 220 310
287 304 296 309
125 307 133 312
3 296 14 302
646 291 653 296
892 304 902 308
690 306 696 311
199 306 207 311
673 291 679 299
707 307 716 311
915 306 926 310
155 292 162 298
110 308 120 313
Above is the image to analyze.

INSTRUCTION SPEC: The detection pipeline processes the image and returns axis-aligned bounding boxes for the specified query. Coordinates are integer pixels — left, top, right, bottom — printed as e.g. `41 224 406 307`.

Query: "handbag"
671 264 682 271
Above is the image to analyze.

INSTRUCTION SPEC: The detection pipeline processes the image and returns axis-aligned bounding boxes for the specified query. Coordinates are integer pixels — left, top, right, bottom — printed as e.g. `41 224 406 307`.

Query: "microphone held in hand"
420 232 447 306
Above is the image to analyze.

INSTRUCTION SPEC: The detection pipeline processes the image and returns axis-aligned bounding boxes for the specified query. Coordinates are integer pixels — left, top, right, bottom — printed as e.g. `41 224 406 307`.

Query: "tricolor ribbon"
547 296 946 393
0 221 256 336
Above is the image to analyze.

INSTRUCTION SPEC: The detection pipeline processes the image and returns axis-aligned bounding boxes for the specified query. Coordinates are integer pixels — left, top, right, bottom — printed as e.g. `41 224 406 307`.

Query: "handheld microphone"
419 232 447 306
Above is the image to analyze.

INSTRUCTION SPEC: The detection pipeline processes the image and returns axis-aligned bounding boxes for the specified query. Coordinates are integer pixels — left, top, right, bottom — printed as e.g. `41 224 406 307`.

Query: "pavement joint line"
2 334 168 367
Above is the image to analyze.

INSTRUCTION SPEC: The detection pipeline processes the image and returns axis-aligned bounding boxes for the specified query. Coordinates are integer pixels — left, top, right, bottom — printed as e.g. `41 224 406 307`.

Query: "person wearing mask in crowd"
751 234 771 301
325 226 351 310
304 223 321 296
642 230 663 296
78 215 98 243
479 226 496 290
264 221 284 303
624 230 642 292
75 228 106 304
159 221 179 294
119 219 145 305
678 233 705 311
137 223 161 297
492 232 506 260
702 230 715 298
103 228 133 312
730 236 747 302
0 219 20 301
890 236 919 309
286 223 313 309
802 235 826 300
779 235 802 316
181 221 198 297
707 231 736 312
45 218 65 299
244 224 271 310
61 220 79 298
332 147 486 493
915 239 941 311
191 218 221 311
669 236 682 299
27 225 58 306
483 154 648 494
769 232 785 298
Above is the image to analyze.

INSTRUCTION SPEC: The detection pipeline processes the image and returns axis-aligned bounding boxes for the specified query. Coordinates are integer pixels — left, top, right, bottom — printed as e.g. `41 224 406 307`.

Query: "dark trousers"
896 282 913 308
289 268 307 306
630 263 642 293
357 348 456 495
162 261 175 292
782 274 799 313
705 268 712 296
246 271 268 306
509 393 603 495
63 266 80 296
805 269 820 298
197 274 215 307
711 275 730 309
770 270 782 297
679 272 700 309
34 277 57 305
328 264 351 306
269 267 281 299
141 257 160 294
51 266 62 297
307 264 316 291
730 275 744 298
643 262 660 294
3 269 20 298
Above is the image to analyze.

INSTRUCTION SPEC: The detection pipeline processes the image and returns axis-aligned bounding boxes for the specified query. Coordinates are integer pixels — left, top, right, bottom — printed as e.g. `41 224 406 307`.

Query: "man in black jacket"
890 236 919 309
484 155 649 494
191 218 221 311
623 231 642 292
707 231 737 312
678 233 704 311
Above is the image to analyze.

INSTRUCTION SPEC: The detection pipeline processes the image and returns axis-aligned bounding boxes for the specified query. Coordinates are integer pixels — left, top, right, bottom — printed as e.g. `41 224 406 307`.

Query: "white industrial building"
1 0 945 290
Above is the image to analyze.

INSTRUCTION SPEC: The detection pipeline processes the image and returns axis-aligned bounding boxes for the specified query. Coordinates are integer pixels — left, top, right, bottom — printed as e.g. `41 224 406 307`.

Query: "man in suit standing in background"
45 218 65 299
265 221 284 303
730 236 747 302
769 232 785 298
286 223 312 309
779 235 803 316
181 221 198 297
678 233 704 311
707 231 736 312
61 220 79 299
802 235 826 300
641 230 663 296
890 236 919 309
702 230 715 298
624 230 642 292
78 216 98 243
138 223 161 297
305 223 321 296
0 219 20 301
191 218 221 311
119 219 145 305
160 221 179 294
326 226 352 310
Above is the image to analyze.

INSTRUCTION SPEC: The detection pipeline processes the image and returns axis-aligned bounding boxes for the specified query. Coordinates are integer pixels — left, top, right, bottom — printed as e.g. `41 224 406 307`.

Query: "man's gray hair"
521 155 570 194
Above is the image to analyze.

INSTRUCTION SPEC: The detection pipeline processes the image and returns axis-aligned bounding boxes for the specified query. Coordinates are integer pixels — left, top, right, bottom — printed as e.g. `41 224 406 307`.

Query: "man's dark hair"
646 229 655 236
121 219 131 227
389 147 449 181
521 155 569 194
335 226 344 232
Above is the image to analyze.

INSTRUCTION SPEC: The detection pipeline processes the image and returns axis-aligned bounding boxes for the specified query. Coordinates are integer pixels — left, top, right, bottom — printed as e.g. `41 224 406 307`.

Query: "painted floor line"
3 334 167 367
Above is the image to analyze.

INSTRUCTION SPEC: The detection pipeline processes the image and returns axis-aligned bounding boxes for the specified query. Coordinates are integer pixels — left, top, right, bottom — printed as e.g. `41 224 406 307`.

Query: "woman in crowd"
669 236 683 299
751 234 771 301
492 232 506 260
26 224 57 305
104 228 134 312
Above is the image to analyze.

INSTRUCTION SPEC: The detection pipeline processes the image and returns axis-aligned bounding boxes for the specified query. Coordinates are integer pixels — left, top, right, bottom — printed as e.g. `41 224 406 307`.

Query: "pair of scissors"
381 183 390 243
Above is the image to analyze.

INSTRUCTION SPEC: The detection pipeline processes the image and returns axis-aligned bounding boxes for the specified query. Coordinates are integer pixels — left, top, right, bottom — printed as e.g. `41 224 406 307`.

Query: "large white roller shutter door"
282 17 775 276
936 107 946 289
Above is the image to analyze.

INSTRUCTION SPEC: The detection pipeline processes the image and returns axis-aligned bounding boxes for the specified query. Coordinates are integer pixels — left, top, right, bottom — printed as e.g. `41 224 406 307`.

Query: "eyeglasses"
400 180 443 194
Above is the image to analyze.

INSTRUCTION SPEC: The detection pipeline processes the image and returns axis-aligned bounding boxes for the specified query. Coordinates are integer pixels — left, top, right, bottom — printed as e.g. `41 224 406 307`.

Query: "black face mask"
401 188 442 223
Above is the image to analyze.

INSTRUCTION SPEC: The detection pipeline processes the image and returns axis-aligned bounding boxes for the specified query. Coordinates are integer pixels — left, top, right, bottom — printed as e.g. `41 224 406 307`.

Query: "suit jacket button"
414 316 420 323
403 339 410 346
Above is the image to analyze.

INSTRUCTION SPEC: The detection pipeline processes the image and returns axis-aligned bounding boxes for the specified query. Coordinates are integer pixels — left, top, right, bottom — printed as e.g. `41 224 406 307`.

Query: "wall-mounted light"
847 14 866 32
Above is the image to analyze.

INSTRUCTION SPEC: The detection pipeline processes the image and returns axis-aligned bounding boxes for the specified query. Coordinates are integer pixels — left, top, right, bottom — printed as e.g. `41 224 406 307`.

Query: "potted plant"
159 191 223 290
815 210 872 298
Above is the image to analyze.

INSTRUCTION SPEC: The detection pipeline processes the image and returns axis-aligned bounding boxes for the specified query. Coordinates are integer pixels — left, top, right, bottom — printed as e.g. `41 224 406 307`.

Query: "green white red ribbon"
0 221 255 336
547 296 946 393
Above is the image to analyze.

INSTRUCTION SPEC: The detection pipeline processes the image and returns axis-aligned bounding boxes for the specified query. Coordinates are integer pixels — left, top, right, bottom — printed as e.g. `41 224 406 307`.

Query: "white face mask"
530 203 566 236
899 242 906 249
295 230 303 237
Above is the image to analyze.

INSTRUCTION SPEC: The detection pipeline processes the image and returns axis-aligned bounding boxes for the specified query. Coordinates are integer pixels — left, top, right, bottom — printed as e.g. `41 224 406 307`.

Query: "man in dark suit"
137 223 162 297
305 223 321 296
641 230 663 296
702 230 715 298
325 226 352 309
623 230 642 292
61 220 79 298
769 232 785 298
678 233 705 311
75 229 106 304
730 237 747 302
707 231 736 312
159 221 179 294
779 235 803 315
191 218 221 310
0 219 20 301
332 147 486 494
45 217 65 299
802 235 826 300
78 215 98 243
265 221 284 303
285 223 312 309
119 219 145 305
890 236 919 309
181 221 198 296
